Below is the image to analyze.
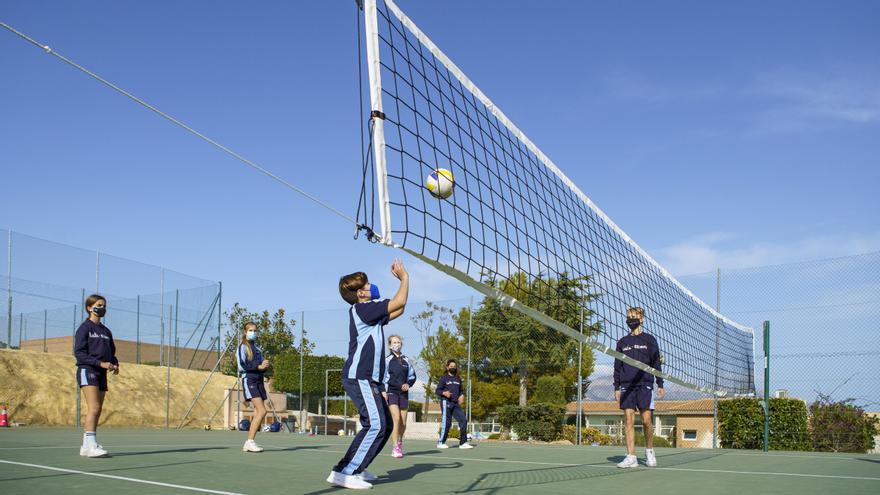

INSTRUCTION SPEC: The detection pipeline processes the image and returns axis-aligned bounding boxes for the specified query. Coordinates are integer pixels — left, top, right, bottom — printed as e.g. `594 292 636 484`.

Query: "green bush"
810 396 880 453
633 434 672 448
718 398 811 451
562 425 613 445
438 426 461 440
488 433 501 440
497 403 565 441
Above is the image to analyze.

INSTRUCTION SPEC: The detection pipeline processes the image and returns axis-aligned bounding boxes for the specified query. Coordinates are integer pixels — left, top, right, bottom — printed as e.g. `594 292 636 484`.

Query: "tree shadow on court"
0 460 207 483
111 446 229 457
857 457 880 464
452 450 725 494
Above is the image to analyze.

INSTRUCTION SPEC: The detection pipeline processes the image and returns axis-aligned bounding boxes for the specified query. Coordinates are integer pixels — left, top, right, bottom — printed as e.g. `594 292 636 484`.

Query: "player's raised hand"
391 259 408 280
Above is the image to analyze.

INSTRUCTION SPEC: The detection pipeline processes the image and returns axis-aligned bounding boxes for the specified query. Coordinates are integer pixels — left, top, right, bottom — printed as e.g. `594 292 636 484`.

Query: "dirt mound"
0 349 236 428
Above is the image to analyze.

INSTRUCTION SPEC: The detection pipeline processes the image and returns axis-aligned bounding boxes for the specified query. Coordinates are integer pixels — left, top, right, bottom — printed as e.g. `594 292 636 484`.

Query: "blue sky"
2 0 878 316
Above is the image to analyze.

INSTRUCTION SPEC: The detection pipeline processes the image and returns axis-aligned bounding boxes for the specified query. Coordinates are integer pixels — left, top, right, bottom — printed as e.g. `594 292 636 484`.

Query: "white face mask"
390 343 402 353
246 330 256 341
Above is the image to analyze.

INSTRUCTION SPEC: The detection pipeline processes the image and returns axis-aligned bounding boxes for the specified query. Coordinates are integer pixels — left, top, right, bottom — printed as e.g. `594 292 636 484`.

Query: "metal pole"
713 268 720 449
343 394 348 435
174 289 179 368
166 303 172 429
136 295 141 364
577 303 583 446
18 313 23 348
763 320 770 453
324 369 329 436
43 309 47 352
217 282 222 360
466 296 473 426
299 311 305 432
6 230 12 349
160 270 165 366
74 304 80 426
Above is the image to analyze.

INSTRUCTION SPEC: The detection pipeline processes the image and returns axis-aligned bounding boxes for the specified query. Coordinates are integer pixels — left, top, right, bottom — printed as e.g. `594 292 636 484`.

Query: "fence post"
166 303 172 429
577 303 584 446
6 230 11 349
763 320 770 453
217 281 222 360
466 296 473 426
174 290 179 368
73 304 80 427
43 309 47 352
713 268 720 449
324 369 329 436
136 295 141 364
300 311 305 432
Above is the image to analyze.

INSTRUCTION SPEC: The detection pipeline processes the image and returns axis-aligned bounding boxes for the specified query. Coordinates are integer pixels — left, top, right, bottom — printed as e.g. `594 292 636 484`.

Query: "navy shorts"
242 376 267 401
619 385 655 411
77 366 108 391
386 392 409 409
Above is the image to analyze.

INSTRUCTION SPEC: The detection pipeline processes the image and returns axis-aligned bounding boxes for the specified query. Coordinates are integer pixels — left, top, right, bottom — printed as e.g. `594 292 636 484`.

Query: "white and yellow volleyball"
426 168 455 199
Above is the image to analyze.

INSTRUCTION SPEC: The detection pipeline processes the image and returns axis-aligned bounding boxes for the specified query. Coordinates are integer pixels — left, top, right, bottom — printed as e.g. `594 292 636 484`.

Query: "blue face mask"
369 284 380 300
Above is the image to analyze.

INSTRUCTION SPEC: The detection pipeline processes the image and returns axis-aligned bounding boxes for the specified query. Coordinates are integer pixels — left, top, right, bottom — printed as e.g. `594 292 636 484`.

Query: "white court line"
265 446 880 482
0 460 248 494
0 444 190 451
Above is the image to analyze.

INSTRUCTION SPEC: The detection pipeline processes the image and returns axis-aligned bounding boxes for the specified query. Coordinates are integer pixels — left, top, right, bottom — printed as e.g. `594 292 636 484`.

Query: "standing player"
382 334 417 458
238 321 270 453
74 294 119 458
436 359 473 449
613 306 665 468
327 260 409 490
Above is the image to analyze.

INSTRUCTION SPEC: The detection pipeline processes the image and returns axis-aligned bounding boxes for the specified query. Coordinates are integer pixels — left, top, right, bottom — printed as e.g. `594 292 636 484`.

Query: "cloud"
750 75 880 134
657 232 880 276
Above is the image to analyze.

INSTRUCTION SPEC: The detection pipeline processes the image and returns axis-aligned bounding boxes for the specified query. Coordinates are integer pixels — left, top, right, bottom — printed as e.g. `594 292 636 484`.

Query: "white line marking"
0 459 248 494
266 446 880 481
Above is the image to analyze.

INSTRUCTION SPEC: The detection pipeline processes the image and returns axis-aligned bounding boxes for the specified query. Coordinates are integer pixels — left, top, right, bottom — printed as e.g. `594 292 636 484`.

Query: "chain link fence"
0 229 222 369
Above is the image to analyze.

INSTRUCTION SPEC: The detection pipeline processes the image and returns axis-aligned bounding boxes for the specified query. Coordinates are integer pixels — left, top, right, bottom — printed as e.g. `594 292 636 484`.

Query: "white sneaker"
357 470 378 481
617 455 638 469
436 442 449 449
458 443 474 449
326 470 372 489
242 439 264 453
82 445 109 458
646 449 657 467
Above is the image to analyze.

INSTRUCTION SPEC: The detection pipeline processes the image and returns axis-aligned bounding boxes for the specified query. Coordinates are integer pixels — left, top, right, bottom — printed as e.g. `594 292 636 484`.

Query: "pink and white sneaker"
391 443 403 458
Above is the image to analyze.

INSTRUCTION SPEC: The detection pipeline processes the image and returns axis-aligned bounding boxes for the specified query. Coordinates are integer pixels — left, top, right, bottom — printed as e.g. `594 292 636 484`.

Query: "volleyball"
426 168 454 199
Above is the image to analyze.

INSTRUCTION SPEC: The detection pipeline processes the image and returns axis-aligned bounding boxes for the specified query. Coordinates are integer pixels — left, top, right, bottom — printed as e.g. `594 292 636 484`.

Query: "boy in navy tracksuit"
436 359 473 449
327 260 409 490
613 306 665 469
74 294 119 458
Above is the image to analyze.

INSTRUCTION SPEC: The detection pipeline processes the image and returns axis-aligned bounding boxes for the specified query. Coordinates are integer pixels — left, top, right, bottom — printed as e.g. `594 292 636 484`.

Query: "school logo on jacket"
88 332 110 340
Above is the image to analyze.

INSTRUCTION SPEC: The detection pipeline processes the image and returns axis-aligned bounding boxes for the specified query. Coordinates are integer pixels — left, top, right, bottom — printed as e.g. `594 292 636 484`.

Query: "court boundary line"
0 459 248 494
270 446 880 482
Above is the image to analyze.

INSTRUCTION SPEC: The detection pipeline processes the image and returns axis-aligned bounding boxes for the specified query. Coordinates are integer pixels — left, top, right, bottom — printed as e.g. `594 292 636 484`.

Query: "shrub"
562 425 613 445
719 397 811 451
497 403 565 442
810 395 880 453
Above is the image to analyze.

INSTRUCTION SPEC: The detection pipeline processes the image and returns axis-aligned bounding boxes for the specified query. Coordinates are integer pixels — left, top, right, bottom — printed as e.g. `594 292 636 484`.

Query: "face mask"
626 318 641 330
390 343 402 353
246 330 256 341
92 307 106 317
369 284 380 300
448 367 458 375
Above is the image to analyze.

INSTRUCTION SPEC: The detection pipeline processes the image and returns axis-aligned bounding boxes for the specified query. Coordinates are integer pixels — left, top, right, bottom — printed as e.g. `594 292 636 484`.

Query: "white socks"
83 432 97 448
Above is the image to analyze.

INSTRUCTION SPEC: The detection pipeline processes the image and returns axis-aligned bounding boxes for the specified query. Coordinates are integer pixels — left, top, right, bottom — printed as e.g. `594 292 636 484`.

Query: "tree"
470 272 599 405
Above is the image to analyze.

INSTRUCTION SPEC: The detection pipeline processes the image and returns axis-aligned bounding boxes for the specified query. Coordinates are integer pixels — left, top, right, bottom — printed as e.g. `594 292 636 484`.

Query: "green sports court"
2 428 878 494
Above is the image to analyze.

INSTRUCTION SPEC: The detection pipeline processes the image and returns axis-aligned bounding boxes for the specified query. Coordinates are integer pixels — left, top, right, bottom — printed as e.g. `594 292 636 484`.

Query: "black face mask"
626 317 641 330
448 367 458 375
93 307 107 317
